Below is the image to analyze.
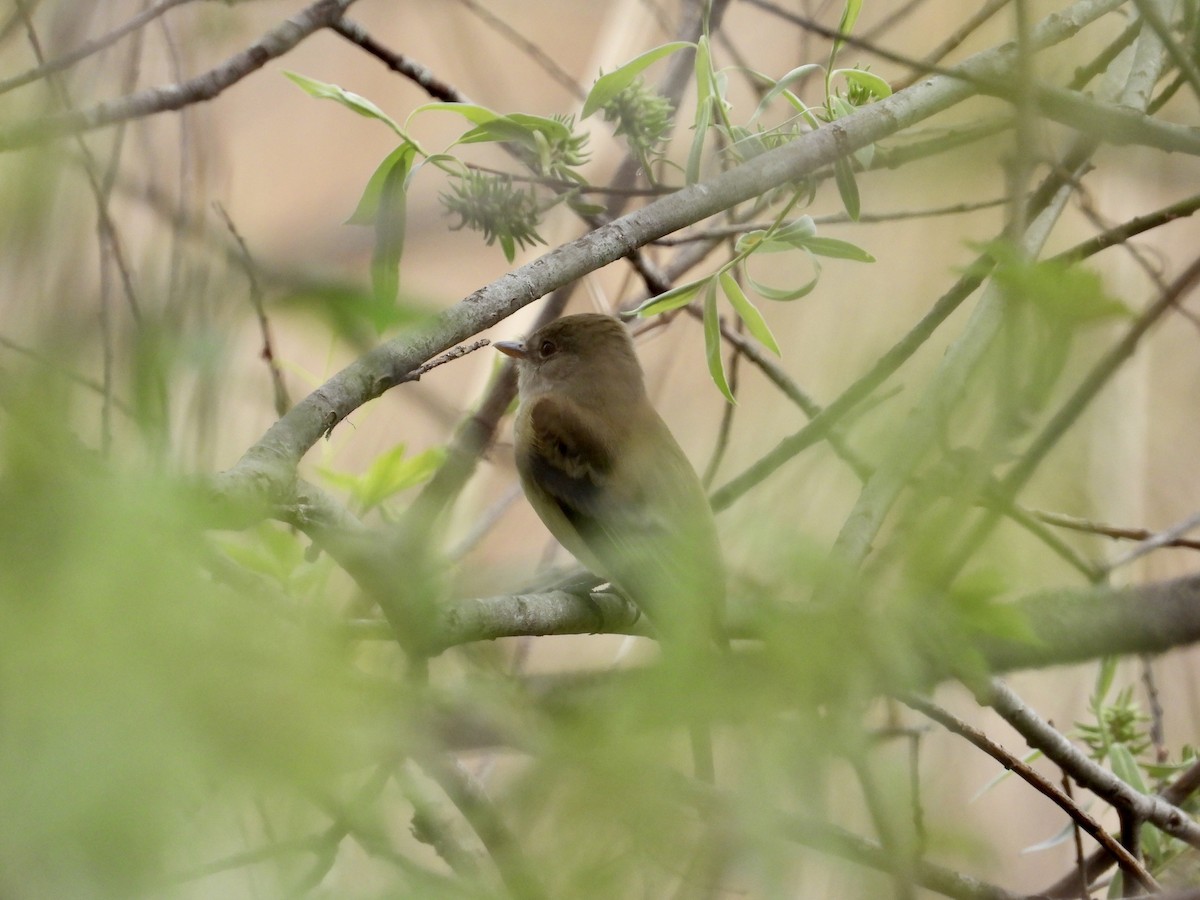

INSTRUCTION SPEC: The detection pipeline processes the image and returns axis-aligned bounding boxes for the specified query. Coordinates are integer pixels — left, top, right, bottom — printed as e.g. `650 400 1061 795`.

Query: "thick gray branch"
422 573 1200 674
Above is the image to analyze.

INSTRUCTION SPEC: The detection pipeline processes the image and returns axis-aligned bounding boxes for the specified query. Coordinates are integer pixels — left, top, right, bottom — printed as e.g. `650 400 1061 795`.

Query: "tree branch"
207 0 1126 516
0 0 361 152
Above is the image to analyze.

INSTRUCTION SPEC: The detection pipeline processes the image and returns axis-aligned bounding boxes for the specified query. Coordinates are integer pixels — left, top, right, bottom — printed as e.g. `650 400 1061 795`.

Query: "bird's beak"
494 339 528 360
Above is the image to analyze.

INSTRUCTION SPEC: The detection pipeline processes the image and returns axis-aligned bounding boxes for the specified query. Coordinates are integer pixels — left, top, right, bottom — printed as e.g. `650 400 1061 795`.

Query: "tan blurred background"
1 0 1198 894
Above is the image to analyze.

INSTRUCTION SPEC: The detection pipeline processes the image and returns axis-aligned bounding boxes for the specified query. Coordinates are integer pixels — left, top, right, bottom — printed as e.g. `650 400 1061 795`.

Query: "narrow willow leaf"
834 155 860 221
747 257 821 301
704 283 736 403
686 101 711 184
581 42 693 118
348 142 417 225
284 71 402 135
799 235 875 262
720 271 780 355
371 157 409 308
460 112 573 149
408 101 501 127
693 35 713 111
749 63 823 124
831 0 863 61
634 278 708 317
1093 656 1119 705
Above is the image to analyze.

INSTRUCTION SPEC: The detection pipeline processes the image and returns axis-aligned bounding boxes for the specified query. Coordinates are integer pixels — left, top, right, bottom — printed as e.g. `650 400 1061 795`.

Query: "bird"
495 313 725 778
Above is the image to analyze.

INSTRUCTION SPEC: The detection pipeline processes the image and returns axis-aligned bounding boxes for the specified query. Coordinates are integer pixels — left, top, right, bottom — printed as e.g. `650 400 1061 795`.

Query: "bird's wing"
522 394 657 534
522 395 722 638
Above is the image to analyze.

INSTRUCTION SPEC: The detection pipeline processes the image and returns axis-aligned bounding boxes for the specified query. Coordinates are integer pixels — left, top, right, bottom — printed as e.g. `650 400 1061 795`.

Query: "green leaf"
720 271 780 355
747 257 821 301
749 63 823 124
634 278 708 317
686 100 711 184
834 155 860 221
275 281 430 349
408 101 503 127
581 42 693 118
704 282 736 403
831 0 863 62
773 215 818 243
348 142 417 226
1093 656 1119 706
284 71 402 135
322 445 447 512
736 216 818 254
726 125 769 160
458 112 573 150
835 67 893 100
798 235 875 261
693 35 713 113
370 156 409 307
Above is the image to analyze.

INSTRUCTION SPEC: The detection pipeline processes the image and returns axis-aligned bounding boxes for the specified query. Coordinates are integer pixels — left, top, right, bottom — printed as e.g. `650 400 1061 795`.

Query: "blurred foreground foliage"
0 365 964 899
0 381 390 897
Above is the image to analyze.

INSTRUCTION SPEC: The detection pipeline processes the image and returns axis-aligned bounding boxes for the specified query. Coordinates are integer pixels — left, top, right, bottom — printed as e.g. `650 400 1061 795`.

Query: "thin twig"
939 253 1200 581
214 202 291 418
984 679 1200 850
0 0 197 96
893 0 1014 91
1032 509 1200 552
1041 757 1200 897
0 0 361 152
451 0 585 100
1104 510 1200 573
902 693 1160 894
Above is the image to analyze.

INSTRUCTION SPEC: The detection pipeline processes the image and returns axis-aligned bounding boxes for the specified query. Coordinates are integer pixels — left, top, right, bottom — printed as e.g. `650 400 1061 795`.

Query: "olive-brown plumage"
495 313 724 646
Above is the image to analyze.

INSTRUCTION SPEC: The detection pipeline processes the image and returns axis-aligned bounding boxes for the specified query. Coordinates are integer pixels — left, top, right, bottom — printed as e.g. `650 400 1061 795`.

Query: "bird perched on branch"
496 313 725 778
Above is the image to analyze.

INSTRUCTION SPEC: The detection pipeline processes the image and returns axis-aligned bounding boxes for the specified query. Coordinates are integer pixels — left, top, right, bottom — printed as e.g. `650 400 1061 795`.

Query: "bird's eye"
539 339 557 357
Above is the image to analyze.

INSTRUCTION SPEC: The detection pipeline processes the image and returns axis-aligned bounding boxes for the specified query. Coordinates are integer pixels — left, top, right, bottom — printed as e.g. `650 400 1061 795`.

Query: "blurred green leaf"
284 71 402 135
749 63 823 124
797 235 875 261
370 147 413 306
348 141 418 226
704 281 736 403
274 280 431 348
830 0 863 64
746 256 821 301
0 429 381 897
320 444 447 512
581 42 693 118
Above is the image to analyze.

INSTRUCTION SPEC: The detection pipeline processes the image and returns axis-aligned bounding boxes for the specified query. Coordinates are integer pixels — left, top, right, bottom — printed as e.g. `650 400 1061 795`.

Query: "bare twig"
1033 509 1200 552
0 0 198 96
214 203 291 419
984 679 1200 849
1042 758 1200 897
451 0 585 100
902 693 1160 893
0 0 361 152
